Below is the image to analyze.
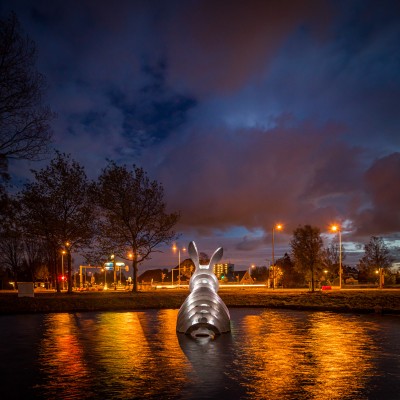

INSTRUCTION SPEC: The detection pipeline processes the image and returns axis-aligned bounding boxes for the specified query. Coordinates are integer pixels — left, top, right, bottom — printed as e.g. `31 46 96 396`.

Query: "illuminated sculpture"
176 241 231 338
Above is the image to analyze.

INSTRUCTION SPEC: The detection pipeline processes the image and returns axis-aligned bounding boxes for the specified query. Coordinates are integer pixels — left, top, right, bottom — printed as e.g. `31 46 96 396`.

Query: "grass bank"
1 288 400 315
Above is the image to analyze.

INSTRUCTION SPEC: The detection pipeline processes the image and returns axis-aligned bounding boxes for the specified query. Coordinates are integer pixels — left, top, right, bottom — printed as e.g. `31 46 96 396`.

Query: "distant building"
138 269 165 283
213 263 234 279
163 259 195 283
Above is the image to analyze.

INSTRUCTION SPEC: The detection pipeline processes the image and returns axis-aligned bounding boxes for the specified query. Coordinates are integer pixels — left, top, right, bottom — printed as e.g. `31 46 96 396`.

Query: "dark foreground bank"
1 288 400 315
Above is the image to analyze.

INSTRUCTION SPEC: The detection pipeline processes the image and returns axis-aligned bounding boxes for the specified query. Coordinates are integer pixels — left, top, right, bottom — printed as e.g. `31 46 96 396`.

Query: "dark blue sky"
2 0 400 269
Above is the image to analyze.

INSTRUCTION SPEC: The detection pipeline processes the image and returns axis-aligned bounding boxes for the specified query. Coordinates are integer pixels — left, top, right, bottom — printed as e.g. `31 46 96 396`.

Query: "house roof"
138 269 164 282
234 270 254 283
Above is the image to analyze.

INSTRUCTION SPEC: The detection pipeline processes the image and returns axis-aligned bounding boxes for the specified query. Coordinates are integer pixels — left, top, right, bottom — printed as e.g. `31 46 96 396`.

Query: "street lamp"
172 268 176 286
249 264 255 282
330 225 342 289
119 263 123 285
172 244 186 286
375 268 383 289
102 268 107 289
271 224 283 289
61 250 66 290
111 254 116 288
128 252 134 289
65 241 72 292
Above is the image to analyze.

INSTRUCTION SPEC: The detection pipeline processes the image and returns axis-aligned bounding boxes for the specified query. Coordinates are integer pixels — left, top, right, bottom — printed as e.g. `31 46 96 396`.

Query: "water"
0 309 399 399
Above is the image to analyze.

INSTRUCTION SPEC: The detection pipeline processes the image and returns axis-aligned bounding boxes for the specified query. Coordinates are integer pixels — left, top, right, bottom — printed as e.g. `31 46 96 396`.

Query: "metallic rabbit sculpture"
176 241 231 338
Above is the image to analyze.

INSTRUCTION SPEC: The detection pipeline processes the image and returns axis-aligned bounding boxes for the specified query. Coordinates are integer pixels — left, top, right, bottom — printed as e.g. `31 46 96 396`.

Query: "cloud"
2 0 400 269
354 152 400 235
143 117 363 235
165 0 331 95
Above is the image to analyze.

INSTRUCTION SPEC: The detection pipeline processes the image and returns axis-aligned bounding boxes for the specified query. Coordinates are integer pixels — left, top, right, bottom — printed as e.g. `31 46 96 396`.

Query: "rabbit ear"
208 247 223 270
188 241 199 269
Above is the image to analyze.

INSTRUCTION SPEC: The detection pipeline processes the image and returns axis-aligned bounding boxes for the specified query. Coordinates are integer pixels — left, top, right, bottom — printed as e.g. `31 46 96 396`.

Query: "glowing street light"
271 224 283 289
63 241 71 292
249 264 255 282
101 268 107 289
172 244 186 286
375 268 383 289
110 254 116 288
127 251 139 288
330 224 342 289
61 250 66 290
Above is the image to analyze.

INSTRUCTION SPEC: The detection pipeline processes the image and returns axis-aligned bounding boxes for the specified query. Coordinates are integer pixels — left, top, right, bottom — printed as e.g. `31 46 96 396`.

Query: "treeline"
0 152 180 292
250 226 396 289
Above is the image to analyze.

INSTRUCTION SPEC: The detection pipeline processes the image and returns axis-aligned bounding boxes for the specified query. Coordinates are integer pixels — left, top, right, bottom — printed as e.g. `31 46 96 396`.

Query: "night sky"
2 0 400 270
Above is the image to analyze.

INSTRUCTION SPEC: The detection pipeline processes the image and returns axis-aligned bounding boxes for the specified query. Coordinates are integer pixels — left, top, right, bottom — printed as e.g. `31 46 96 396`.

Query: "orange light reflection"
237 311 377 399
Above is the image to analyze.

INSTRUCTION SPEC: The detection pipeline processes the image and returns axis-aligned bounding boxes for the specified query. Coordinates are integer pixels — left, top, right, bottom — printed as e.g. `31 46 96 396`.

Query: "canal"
0 309 399 399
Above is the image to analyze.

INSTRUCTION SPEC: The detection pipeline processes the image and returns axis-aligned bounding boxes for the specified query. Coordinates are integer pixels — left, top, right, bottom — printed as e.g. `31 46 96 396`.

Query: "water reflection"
37 311 191 399
38 314 91 399
307 313 378 399
236 310 379 400
1 309 399 399
236 311 305 399
177 331 241 399
155 310 191 384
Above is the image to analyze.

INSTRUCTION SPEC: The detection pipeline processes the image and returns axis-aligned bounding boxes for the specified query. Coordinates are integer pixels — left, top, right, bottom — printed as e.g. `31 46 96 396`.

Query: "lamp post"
249 264 255 283
65 241 71 293
111 254 116 288
376 268 383 289
128 252 134 288
330 225 342 289
271 224 283 289
102 268 107 289
61 250 66 290
172 244 186 287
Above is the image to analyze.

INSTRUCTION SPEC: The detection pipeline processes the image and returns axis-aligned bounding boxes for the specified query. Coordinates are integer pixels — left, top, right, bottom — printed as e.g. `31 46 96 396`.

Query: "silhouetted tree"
251 266 269 282
276 253 306 288
0 196 24 285
0 13 53 182
358 236 392 283
0 194 48 287
290 225 324 292
322 242 346 283
19 152 95 292
23 236 46 282
92 162 180 292
34 263 50 285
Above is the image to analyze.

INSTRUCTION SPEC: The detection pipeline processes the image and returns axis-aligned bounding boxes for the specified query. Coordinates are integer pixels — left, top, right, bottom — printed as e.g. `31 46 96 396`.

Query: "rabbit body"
176 241 231 337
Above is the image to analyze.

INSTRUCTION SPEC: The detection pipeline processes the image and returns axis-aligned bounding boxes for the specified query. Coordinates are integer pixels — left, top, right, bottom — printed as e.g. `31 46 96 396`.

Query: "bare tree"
23 236 46 282
19 152 95 292
322 242 346 282
0 196 24 285
275 253 306 288
92 162 180 292
0 13 53 179
358 236 393 283
290 225 324 292
0 227 24 285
